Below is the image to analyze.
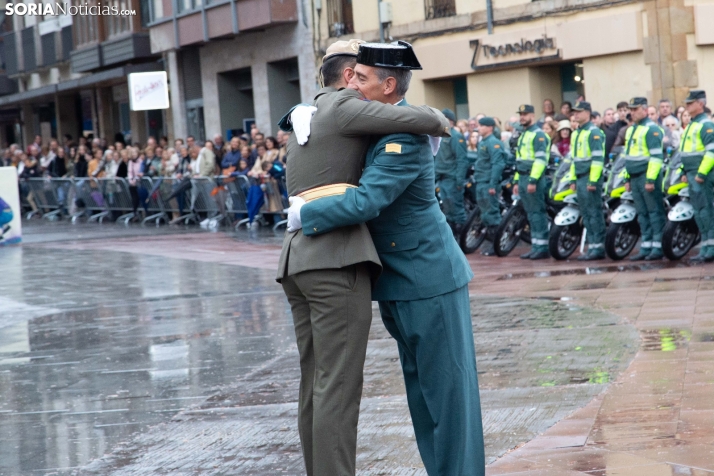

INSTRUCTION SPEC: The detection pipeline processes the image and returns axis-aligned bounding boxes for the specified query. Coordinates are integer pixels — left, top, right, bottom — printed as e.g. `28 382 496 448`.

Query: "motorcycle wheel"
460 207 485 254
548 223 583 260
494 203 528 257
662 219 700 260
605 222 640 260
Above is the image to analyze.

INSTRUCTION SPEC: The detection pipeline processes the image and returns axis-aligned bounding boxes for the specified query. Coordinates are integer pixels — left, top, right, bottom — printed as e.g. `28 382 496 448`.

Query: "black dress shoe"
520 250 533 259
530 250 550 260
481 245 496 256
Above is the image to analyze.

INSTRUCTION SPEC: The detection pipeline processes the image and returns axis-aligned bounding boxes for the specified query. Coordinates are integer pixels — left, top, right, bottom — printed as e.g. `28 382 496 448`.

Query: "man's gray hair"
698 98 708 106
659 98 671 105
375 67 412 97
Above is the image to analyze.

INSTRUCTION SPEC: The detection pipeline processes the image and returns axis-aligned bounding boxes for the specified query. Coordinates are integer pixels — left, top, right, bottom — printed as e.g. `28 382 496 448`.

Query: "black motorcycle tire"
460 206 485 254
605 221 640 260
494 203 528 257
548 223 583 260
662 219 700 261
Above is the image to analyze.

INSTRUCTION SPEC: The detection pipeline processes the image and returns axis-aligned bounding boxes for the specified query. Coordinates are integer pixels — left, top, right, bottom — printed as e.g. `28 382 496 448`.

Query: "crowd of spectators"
3 124 291 224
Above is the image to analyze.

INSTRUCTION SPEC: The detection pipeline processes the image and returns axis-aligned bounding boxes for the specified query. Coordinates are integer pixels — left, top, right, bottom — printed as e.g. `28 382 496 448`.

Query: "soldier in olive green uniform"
569 101 607 260
474 116 506 255
277 40 450 476
623 97 666 261
288 41 485 476
435 108 469 228
681 90 714 262
514 104 552 260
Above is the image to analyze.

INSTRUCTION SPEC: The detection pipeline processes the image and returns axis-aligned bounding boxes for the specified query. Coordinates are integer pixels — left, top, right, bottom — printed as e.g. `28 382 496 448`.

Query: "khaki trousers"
281 263 373 476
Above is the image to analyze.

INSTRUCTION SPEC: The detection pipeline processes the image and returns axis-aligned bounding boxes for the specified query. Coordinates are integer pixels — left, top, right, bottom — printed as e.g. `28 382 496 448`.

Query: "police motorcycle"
547 155 583 260
661 151 700 260
604 147 641 260
493 158 571 257
436 170 483 254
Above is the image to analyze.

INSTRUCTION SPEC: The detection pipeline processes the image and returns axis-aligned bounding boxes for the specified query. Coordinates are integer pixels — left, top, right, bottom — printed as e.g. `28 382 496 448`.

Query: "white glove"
429 136 442 156
287 196 306 232
291 106 318 145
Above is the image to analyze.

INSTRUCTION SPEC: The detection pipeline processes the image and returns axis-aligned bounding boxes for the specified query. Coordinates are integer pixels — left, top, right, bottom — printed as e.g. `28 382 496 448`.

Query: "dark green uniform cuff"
697 172 707 181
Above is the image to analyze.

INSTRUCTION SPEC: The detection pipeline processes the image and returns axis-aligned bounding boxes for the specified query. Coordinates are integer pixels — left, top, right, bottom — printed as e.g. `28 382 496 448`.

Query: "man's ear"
383 77 397 96
343 67 355 84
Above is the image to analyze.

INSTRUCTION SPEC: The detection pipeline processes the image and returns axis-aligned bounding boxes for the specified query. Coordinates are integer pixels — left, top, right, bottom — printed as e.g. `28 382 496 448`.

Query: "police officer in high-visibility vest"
569 101 607 260
435 108 469 230
624 97 666 260
681 90 714 263
474 116 507 256
513 104 551 260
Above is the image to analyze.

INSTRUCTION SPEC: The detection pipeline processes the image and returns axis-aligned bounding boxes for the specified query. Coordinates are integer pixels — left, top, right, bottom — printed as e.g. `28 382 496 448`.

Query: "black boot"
530 249 550 260
520 250 534 259
481 243 496 256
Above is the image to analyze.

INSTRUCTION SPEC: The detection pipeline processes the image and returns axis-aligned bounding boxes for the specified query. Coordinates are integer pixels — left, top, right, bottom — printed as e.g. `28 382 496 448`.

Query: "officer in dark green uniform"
681 90 714 262
514 104 551 259
287 40 485 476
624 97 666 261
474 116 506 256
435 108 469 229
569 101 607 260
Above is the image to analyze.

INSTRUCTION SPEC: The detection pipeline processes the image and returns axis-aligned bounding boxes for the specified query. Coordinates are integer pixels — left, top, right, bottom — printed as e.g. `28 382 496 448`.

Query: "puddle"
499 262 691 280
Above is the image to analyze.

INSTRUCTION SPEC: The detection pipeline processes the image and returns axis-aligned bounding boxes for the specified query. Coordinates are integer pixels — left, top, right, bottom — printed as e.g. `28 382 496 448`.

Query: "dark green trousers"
282 263 373 476
575 175 606 249
437 174 467 225
686 170 714 245
518 174 549 252
475 182 501 227
630 173 665 247
379 285 485 476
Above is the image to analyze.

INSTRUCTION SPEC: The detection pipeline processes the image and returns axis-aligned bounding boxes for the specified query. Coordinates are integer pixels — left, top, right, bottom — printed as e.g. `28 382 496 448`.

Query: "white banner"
0 167 22 245
128 71 170 111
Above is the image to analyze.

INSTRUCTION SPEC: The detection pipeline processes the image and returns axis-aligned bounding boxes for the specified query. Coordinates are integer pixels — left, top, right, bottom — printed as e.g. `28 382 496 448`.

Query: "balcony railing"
425 0 456 20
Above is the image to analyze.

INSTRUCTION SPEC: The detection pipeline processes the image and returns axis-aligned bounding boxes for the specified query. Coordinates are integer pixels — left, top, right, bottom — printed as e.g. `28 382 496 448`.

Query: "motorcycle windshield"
606 152 628 195
553 155 573 193
665 151 683 189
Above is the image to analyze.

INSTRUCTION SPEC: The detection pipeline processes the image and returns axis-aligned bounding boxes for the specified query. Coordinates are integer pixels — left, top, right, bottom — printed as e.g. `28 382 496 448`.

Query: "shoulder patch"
494 144 500 148
385 143 402 154
459 139 464 143
593 135 601 140
653 132 660 136
539 138 545 142
708 129 713 133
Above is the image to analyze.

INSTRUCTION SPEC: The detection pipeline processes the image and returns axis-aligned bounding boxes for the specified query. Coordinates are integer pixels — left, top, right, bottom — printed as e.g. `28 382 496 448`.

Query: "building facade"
0 0 165 147
316 0 713 122
146 0 317 141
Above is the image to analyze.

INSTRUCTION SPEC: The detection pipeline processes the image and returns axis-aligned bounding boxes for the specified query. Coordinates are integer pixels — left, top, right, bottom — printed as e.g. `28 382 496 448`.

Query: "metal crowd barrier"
17 175 253 229
234 175 288 230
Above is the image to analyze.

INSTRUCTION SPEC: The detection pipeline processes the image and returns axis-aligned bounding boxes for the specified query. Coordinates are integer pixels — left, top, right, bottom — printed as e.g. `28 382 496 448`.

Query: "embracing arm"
301 136 422 236
334 89 450 137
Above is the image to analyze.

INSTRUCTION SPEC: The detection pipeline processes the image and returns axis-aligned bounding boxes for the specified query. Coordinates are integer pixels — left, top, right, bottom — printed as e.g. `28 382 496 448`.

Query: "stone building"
315 0 712 122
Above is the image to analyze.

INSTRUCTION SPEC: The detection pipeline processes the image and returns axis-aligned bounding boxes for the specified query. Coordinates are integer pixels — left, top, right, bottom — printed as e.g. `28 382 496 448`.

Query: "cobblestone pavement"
2 222 712 475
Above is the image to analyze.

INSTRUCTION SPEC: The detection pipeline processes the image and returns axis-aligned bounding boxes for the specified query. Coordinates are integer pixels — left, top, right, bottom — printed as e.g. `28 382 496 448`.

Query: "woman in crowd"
127 148 143 217
104 150 120 179
161 148 176 177
466 132 479 169
456 119 469 138
681 109 691 129
116 149 129 178
88 148 105 178
74 147 89 178
555 120 572 157
662 116 682 150
249 144 268 178
264 137 280 164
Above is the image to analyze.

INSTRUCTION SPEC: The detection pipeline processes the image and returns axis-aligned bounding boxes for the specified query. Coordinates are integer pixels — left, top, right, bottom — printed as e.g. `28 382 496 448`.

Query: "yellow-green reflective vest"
624 124 663 177
679 121 705 172
570 125 604 178
516 129 550 179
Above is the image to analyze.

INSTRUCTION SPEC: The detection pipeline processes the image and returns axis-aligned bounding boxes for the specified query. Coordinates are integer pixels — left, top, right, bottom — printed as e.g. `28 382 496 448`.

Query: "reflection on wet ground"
0 241 639 475
498 261 693 280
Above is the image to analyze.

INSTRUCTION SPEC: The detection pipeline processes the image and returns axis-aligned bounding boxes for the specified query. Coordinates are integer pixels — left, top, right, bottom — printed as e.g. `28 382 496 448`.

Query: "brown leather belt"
297 183 357 203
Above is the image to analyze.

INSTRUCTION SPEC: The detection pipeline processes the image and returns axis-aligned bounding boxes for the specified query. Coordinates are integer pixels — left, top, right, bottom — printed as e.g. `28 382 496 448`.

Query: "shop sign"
128 72 169 111
470 34 560 71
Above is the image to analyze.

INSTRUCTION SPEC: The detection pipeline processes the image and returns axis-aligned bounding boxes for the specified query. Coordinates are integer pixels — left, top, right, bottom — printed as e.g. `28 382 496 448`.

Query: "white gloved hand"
429 136 442 156
287 196 306 232
291 106 318 145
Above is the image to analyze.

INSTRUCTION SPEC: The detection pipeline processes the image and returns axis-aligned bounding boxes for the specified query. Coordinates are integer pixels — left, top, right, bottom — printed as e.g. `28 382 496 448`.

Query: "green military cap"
441 108 456 122
572 100 592 112
628 97 648 108
517 104 535 114
478 116 495 127
685 90 706 104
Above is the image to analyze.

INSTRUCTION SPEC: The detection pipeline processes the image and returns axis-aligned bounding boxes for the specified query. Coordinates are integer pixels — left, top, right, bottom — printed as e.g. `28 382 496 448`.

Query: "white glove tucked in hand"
287 196 306 232
291 106 318 145
429 136 442 156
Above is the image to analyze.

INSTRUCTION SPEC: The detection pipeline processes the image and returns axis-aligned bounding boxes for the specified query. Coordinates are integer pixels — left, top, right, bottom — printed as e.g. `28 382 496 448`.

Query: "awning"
0 62 164 107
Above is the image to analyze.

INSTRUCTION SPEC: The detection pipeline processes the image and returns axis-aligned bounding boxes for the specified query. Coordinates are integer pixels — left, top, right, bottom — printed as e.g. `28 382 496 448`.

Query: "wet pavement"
1 221 713 475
